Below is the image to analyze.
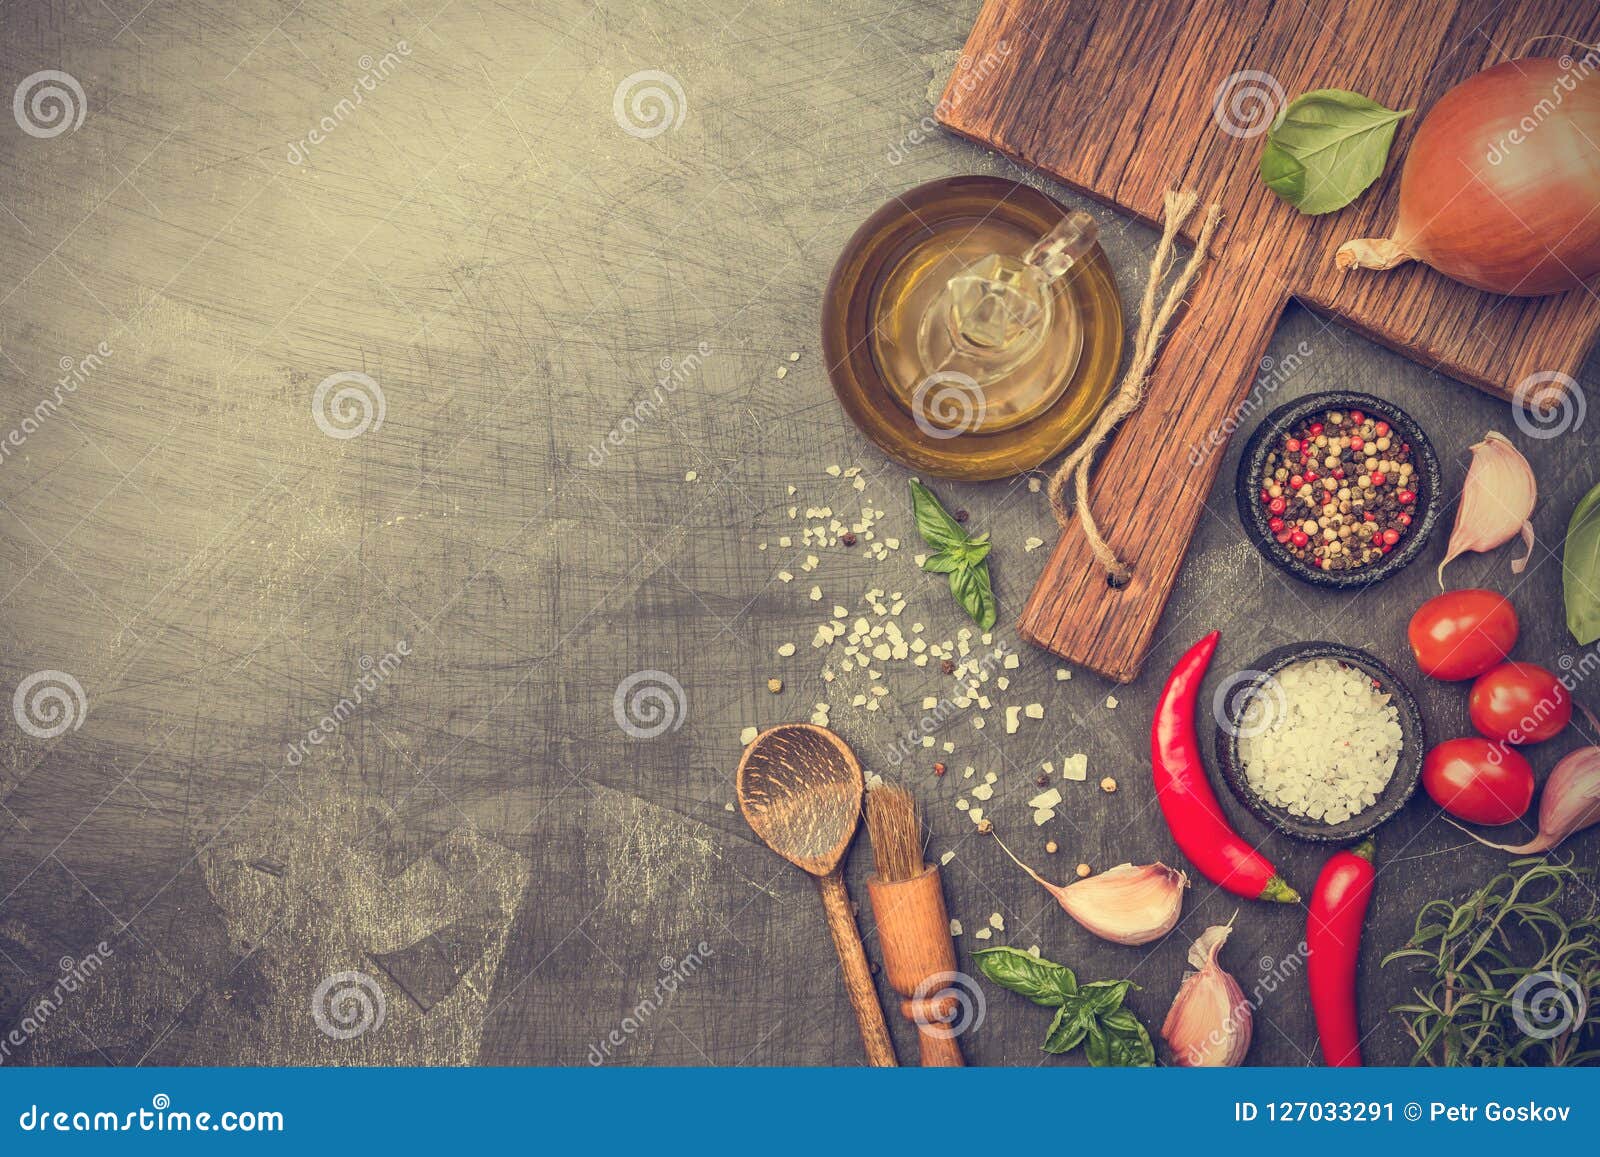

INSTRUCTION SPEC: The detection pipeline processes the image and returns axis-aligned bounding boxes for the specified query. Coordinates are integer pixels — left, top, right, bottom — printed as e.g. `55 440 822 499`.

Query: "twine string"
1046 189 1225 583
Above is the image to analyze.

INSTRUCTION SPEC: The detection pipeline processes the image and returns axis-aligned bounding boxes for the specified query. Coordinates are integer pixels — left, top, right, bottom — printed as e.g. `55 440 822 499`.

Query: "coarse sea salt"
1237 658 1402 825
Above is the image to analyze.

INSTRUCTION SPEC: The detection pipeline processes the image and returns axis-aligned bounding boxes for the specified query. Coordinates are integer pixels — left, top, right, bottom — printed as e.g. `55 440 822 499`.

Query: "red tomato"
1422 738 1534 825
1469 662 1571 744
1407 590 1519 681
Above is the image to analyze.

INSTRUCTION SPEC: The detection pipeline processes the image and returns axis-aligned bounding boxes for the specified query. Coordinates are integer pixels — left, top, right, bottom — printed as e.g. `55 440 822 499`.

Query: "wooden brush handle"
867 865 966 1067
815 871 897 1067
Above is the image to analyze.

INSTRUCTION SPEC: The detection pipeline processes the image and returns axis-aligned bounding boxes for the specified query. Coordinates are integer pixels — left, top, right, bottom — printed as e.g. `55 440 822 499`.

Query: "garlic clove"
1161 923 1252 1067
1438 431 1537 588
991 833 1187 945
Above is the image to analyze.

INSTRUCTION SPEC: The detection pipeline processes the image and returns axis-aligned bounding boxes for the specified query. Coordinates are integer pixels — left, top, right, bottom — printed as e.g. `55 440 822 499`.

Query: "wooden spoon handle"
815 871 897 1066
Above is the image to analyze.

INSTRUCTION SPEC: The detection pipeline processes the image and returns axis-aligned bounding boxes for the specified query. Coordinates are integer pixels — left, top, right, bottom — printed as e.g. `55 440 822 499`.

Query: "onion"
1336 53 1600 296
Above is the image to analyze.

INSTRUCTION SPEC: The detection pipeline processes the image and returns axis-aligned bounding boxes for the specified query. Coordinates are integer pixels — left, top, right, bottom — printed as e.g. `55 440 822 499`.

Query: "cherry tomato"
1407 589 1519 681
1422 738 1534 825
1469 662 1571 744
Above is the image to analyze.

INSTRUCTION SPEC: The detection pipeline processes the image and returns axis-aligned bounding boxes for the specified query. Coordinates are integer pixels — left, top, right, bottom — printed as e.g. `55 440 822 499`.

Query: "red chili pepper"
1307 840 1375 1066
1151 632 1298 903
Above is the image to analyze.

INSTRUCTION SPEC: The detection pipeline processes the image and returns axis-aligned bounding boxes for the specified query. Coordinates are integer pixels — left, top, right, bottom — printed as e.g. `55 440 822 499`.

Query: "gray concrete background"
0 0 1595 1066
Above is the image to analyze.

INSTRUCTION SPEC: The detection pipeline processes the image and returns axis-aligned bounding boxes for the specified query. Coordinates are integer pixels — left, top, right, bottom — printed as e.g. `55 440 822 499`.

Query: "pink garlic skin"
1438 431 1536 588
1051 862 1188 946
1463 745 1600 854
1161 924 1253 1067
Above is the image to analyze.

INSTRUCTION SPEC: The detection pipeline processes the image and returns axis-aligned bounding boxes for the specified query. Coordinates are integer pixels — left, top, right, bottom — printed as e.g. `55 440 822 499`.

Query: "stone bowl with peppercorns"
1235 391 1440 589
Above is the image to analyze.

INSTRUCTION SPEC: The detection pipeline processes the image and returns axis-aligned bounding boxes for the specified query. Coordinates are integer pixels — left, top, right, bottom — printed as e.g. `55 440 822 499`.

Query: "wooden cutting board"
938 0 1600 683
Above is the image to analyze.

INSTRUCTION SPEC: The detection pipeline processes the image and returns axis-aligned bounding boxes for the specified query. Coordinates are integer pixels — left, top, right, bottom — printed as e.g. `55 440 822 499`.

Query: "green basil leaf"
952 536 991 567
909 479 967 551
1098 1007 1156 1067
950 563 997 630
1259 89 1410 215
1077 979 1135 1015
972 947 1073 1006
920 551 962 575
1564 480 1600 645
1042 1004 1090 1054
1082 1021 1111 1067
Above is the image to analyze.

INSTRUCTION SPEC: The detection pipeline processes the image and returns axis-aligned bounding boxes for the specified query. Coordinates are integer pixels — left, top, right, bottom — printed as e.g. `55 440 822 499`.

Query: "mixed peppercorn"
1258 407 1420 573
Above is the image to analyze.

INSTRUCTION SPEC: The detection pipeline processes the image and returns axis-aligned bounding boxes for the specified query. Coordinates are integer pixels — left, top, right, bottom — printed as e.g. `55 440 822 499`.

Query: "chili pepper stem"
1260 874 1301 904
1349 839 1376 862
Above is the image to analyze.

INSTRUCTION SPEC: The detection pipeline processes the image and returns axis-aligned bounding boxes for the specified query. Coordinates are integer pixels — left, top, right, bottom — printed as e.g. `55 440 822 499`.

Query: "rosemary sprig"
1382 857 1600 1067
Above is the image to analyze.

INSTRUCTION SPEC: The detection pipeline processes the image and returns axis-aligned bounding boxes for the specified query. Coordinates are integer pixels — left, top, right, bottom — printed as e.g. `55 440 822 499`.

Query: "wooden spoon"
736 723 897 1066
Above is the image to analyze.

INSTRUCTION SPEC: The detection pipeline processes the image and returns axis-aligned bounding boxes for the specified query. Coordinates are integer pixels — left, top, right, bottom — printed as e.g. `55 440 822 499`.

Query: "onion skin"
1337 57 1600 296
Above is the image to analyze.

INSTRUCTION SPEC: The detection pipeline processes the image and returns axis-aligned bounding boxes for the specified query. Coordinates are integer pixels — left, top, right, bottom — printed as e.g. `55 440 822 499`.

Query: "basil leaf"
952 535 991 567
972 947 1073 1006
1565 481 1600 644
1077 979 1135 1015
950 563 997 630
1259 89 1410 215
1042 1004 1090 1054
1082 1021 1111 1067
909 479 967 551
920 551 962 574
1099 1007 1156 1067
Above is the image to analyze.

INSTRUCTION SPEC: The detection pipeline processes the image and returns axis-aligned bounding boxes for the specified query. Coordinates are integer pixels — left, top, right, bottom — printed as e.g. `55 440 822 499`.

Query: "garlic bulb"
992 832 1186 945
1438 431 1536 588
1161 924 1252 1066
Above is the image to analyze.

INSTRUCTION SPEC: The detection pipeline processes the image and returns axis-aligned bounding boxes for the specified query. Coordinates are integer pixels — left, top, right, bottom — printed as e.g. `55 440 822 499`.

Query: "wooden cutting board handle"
816 870 898 1066
1020 262 1286 682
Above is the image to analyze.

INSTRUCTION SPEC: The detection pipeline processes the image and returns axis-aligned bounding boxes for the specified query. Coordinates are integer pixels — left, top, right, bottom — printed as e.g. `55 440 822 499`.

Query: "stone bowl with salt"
1213 642 1425 843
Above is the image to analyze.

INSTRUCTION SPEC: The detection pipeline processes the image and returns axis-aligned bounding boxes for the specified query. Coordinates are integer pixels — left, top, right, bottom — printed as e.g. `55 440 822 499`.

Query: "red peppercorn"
1382 528 1401 546
1372 533 1384 547
1350 410 1365 424
1276 531 1293 545
1305 470 1319 483
1289 438 1305 453
1332 468 1345 480
1290 474 1304 489
1349 435 1365 452
1309 422 1324 436
1397 488 1416 505
1269 497 1287 515
933 762 947 776
1375 421 1390 437
1380 543 1394 554
1291 530 1309 547
1370 471 1387 487
1398 512 1412 526
1268 517 1284 532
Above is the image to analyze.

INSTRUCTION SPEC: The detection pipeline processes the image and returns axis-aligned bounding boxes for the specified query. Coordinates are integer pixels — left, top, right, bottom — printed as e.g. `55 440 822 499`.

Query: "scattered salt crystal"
950 918 963 936
775 366 788 379
777 642 796 657
826 465 841 476
1061 753 1088 781
974 927 992 940
1003 653 1020 670
1024 536 1044 552
740 726 758 745
1029 787 1063 810
1056 668 1072 681
941 851 955 866
1105 695 1119 709
971 783 993 801
684 470 698 482
1027 477 1042 493
1024 703 1044 719
1033 808 1056 825
989 912 1005 930
1005 706 1020 734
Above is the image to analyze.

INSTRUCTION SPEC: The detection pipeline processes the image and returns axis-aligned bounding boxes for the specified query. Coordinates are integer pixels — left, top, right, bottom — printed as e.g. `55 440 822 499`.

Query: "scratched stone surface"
0 0 1596 1068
